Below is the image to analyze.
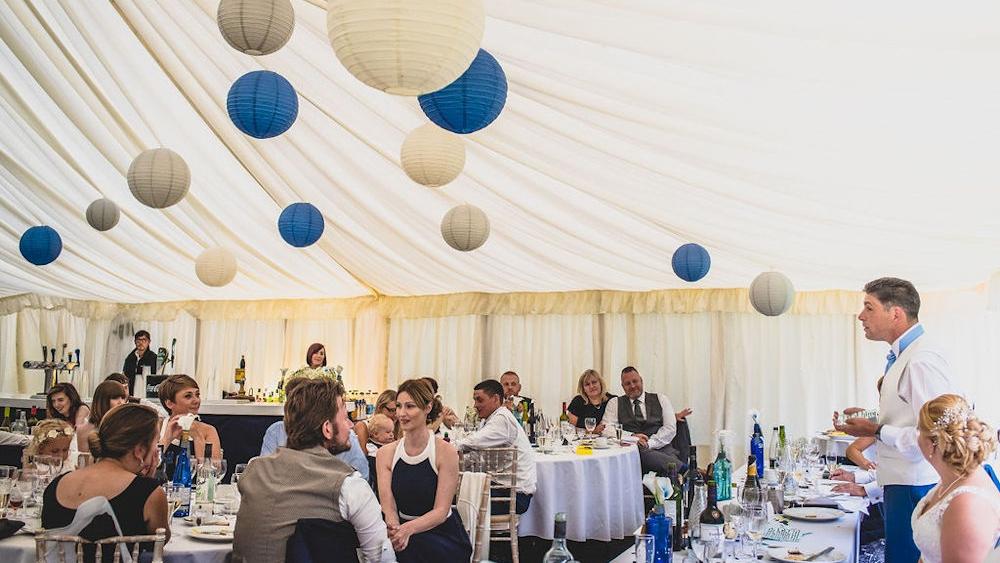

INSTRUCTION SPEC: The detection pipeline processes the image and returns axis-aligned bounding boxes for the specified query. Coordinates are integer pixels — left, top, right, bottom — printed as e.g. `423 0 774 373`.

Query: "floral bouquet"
289 364 343 380
642 471 673 506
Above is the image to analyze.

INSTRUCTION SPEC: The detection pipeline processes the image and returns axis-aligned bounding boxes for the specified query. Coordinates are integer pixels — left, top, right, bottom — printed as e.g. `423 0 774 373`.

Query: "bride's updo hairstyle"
918 394 997 476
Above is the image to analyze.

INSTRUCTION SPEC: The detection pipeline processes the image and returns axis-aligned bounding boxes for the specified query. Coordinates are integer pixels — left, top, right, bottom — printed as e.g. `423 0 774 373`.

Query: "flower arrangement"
642 471 673 506
289 364 344 380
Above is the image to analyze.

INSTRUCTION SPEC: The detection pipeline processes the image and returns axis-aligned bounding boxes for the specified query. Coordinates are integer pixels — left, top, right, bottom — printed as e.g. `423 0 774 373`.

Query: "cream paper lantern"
401 124 466 187
195 247 238 287
441 204 490 251
326 0 485 96
127 148 190 209
749 271 795 316
217 0 295 56
85 198 120 231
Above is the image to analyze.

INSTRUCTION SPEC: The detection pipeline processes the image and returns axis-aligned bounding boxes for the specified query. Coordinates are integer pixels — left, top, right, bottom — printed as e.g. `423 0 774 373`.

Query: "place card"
763 524 803 543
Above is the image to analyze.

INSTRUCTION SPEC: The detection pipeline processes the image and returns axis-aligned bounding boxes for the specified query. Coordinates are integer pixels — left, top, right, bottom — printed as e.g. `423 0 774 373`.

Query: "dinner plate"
767 546 846 562
189 525 234 542
782 507 845 522
183 515 230 526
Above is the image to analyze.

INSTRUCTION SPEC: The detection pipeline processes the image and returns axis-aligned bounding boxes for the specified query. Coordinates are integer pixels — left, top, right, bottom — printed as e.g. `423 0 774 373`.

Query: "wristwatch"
875 423 885 442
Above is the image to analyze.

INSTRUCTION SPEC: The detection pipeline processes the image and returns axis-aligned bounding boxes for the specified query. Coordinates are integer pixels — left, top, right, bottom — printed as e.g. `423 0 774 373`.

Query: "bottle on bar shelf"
0 407 10 432
27 406 39 428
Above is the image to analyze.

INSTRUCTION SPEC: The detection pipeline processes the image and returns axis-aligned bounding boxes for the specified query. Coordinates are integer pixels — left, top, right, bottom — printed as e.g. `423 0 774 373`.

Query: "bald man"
500 371 533 412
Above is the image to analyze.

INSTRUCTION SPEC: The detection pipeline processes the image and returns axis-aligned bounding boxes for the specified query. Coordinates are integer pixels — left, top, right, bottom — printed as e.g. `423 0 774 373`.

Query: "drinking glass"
634 533 655 563
613 423 623 442
0 467 12 518
584 417 597 434
726 503 746 555
825 440 840 474
746 504 768 558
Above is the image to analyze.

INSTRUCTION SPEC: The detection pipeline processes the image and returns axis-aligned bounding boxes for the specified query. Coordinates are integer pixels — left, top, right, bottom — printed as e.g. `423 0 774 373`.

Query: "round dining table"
518 442 644 542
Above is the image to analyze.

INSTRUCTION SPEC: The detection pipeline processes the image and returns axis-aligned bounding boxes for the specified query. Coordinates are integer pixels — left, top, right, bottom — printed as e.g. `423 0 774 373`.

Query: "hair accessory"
41 427 74 440
967 435 982 452
934 404 972 430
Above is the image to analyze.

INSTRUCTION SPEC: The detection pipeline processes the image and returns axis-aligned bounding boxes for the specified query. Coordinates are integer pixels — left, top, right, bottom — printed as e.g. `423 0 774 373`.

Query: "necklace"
934 474 966 503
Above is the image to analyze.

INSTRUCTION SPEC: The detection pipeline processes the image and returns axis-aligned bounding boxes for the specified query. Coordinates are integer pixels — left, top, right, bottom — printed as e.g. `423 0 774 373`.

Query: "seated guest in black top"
567 369 616 433
500 371 532 412
42 403 169 561
122 330 158 396
46 382 90 431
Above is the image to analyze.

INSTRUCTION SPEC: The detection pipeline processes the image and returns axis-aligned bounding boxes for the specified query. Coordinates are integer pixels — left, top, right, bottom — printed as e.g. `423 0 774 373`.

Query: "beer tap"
50 348 56 363
75 349 80 364
61 344 67 365
42 345 48 365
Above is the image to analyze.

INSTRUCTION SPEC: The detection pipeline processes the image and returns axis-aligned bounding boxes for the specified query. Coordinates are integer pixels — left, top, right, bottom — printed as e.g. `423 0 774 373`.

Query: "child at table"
23 418 74 470
158 374 221 464
365 413 396 456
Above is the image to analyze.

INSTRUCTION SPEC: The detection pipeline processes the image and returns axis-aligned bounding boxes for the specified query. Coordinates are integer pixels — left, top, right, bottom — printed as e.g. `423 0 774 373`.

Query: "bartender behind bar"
122 330 157 396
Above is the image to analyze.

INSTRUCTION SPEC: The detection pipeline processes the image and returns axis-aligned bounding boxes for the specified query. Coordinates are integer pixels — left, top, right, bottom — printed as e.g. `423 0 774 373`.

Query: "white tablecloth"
0 522 232 563
518 444 644 542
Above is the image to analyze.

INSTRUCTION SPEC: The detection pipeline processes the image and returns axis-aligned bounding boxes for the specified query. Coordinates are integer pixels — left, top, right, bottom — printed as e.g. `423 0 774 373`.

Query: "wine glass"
584 417 597 434
634 533 655 563
726 503 747 555
825 440 840 475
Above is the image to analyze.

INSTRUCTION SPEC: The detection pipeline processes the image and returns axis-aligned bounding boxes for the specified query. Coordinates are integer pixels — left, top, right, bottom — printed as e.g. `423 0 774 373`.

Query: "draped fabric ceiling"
2 1 999 304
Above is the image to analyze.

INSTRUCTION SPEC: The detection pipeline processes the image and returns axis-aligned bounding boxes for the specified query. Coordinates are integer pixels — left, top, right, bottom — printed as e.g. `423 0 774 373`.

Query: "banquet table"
0 522 232 563
518 443 644 542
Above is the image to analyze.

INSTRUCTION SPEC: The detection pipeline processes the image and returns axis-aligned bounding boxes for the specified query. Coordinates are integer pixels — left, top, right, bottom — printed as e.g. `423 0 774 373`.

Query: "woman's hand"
388 522 413 552
161 415 182 444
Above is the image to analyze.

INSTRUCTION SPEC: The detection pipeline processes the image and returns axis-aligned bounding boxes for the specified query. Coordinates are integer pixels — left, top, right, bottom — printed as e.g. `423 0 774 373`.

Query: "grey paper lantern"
441 204 490 251
85 198 120 231
127 148 190 209
749 271 795 316
195 247 238 287
326 0 485 96
401 124 466 187
217 0 295 56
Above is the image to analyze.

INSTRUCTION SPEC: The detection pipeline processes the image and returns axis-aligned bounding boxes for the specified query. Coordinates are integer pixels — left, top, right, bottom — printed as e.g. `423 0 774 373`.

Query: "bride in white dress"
912 394 1000 562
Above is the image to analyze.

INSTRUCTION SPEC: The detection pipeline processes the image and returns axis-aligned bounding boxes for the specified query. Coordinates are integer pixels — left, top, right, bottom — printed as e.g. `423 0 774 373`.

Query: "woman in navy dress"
376 379 472 562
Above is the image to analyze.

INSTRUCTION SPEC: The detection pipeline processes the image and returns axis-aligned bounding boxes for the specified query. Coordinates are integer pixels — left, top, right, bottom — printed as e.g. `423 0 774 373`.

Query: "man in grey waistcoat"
602 366 683 473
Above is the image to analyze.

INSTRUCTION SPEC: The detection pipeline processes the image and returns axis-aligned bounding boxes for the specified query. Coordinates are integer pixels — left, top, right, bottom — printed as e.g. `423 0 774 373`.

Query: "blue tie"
884 350 897 375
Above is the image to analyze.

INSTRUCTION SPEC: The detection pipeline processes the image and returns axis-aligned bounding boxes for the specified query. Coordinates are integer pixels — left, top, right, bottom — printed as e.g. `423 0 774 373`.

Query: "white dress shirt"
453 406 537 495
0 430 30 447
602 392 677 450
853 469 884 503
339 472 396 562
879 324 957 462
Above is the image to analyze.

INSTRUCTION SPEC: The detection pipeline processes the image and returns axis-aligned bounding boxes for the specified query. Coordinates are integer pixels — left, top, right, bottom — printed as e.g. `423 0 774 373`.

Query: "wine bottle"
742 455 762 504
687 472 706 543
768 426 779 469
153 445 169 486
197 443 217 503
750 415 765 477
171 430 193 517
667 463 686 551
559 402 569 424
27 406 38 428
684 445 698 517
713 437 733 501
699 470 725 543
542 512 575 562
778 425 787 449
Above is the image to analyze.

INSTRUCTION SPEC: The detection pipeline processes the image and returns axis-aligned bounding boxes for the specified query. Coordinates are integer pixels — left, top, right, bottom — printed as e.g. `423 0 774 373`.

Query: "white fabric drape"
2 1 1000 301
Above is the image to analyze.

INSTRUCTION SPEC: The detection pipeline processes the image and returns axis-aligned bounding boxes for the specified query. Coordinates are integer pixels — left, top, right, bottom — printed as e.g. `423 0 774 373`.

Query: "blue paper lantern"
278 203 324 247
418 49 507 134
19 226 62 266
227 70 298 139
671 243 711 282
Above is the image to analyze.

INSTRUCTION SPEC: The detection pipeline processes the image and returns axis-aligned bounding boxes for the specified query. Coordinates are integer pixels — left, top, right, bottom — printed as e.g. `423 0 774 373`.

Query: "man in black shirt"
122 330 157 396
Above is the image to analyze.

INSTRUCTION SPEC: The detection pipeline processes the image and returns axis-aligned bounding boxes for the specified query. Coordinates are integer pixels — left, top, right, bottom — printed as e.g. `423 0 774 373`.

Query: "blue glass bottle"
646 505 672 563
750 415 765 477
171 430 192 517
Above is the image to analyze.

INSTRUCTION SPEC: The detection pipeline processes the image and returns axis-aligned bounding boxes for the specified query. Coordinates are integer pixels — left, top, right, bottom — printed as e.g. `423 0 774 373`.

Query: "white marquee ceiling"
1 0 998 302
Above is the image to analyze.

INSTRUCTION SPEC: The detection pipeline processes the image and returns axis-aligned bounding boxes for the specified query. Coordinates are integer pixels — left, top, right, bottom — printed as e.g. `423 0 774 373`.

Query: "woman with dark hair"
46 382 90 430
76 381 129 452
42 403 169 560
419 376 459 431
376 379 471 561
305 343 326 368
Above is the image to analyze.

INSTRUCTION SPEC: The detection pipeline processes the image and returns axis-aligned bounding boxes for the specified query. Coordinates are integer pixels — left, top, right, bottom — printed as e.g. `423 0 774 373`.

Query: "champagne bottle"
667 463 686 551
172 430 193 517
699 469 725 543
742 454 762 504
542 512 574 562
713 437 733 501
687 472 707 543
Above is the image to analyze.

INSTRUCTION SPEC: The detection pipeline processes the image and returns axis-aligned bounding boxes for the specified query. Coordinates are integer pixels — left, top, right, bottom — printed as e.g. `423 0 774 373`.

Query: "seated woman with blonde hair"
355 389 400 447
567 369 616 434
912 394 1000 563
23 418 74 469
